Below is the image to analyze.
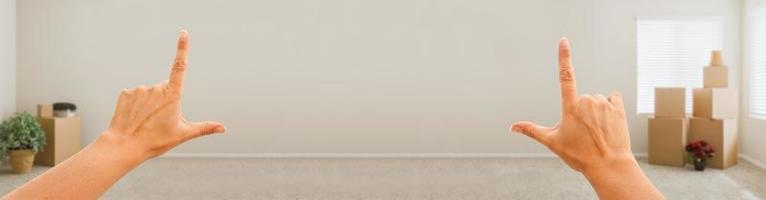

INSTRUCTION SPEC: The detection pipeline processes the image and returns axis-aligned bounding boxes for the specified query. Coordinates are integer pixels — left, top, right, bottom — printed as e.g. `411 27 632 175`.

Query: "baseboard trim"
739 154 766 171
162 153 649 159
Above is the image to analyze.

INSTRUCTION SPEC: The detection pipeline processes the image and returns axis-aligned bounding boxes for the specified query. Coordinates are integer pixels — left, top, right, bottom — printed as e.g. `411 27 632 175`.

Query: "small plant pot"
9 150 36 174
693 159 706 171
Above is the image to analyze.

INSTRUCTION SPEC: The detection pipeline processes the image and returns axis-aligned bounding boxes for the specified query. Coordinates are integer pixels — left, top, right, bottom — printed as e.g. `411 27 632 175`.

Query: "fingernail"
559 37 569 46
214 126 227 133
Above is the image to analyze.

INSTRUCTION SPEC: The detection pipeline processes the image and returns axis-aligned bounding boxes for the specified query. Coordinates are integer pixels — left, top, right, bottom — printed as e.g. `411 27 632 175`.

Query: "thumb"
511 121 553 146
184 121 227 140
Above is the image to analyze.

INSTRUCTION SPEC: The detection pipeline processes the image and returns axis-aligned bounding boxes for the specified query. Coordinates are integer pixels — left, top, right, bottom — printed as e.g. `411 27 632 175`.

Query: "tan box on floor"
648 117 688 167
654 87 686 118
37 104 53 118
703 66 728 88
35 116 81 166
689 118 738 169
692 88 737 119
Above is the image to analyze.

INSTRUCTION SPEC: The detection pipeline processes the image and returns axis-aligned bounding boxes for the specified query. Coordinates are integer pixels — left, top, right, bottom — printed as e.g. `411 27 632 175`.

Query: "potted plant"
685 140 715 171
53 102 77 118
0 112 46 173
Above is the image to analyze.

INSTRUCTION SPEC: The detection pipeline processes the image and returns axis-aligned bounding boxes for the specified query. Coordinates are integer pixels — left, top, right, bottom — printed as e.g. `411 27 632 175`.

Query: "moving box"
654 87 686 118
688 118 738 169
648 117 688 167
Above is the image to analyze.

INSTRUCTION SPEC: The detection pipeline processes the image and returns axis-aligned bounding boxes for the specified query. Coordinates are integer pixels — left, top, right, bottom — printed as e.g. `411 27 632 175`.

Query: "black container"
693 159 706 171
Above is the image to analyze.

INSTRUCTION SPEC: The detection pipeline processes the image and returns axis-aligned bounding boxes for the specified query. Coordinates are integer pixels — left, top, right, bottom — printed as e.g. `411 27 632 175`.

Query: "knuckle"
608 96 620 104
149 84 160 90
158 80 170 87
596 95 608 102
559 68 574 81
121 88 134 95
148 86 161 93
612 95 623 102
173 59 187 70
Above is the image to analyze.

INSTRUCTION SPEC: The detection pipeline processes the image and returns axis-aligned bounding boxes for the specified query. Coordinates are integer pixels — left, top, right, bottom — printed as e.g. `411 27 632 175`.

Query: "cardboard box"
710 50 724 66
648 117 688 167
692 88 737 119
37 104 53 118
35 116 81 166
689 118 738 169
703 66 728 88
654 87 686 118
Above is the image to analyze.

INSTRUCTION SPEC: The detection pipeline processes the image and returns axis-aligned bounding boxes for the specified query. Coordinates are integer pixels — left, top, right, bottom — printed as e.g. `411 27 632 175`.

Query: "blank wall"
16 0 741 154
0 0 14 118
741 0 766 167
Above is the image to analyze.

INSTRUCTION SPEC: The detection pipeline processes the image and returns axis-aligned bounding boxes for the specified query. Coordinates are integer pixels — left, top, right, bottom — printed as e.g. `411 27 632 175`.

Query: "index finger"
558 37 577 112
169 30 189 93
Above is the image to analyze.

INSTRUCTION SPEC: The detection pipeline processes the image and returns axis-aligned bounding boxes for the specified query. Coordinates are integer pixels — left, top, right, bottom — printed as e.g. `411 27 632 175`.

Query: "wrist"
93 131 150 168
582 153 646 191
582 153 641 180
580 153 664 199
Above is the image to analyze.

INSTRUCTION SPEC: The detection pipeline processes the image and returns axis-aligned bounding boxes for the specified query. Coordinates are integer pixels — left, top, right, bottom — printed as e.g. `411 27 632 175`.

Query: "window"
636 17 723 114
750 10 766 118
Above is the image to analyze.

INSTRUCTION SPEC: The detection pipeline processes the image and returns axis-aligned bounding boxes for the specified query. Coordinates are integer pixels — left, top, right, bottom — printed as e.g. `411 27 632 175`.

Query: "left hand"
101 30 226 159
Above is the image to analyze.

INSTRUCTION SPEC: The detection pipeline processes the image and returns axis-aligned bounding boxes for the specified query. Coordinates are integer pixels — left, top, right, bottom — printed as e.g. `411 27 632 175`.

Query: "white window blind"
750 10 766 118
636 17 723 114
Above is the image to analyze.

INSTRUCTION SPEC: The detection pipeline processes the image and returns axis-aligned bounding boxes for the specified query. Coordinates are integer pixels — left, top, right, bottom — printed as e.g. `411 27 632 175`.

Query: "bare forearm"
583 156 664 200
4 30 222 199
3 132 146 199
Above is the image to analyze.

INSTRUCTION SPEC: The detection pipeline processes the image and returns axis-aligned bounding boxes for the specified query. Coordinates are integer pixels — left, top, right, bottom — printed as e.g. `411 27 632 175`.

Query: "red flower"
694 151 705 159
691 142 700 149
687 140 714 159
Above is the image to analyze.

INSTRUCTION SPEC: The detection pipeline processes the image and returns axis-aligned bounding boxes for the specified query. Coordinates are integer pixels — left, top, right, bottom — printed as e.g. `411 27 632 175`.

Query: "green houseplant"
0 112 46 173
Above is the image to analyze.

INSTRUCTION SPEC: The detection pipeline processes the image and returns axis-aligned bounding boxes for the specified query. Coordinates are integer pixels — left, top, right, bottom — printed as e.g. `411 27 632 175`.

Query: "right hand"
511 38 634 174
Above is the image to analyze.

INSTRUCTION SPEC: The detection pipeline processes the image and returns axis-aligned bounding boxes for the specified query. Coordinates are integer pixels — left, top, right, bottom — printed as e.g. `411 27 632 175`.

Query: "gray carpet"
1 157 764 200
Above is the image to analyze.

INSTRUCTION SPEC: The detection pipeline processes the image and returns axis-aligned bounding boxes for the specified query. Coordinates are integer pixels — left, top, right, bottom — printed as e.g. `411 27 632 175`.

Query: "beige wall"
0 0 14 119
741 0 766 167
17 0 741 154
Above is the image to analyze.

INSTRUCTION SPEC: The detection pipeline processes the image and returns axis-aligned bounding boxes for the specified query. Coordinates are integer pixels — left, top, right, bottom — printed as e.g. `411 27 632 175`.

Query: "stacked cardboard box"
648 87 688 167
35 104 82 166
689 51 738 169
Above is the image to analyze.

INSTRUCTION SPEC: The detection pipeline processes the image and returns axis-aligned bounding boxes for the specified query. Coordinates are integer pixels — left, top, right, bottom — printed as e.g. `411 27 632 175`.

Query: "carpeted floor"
1 157 764 199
